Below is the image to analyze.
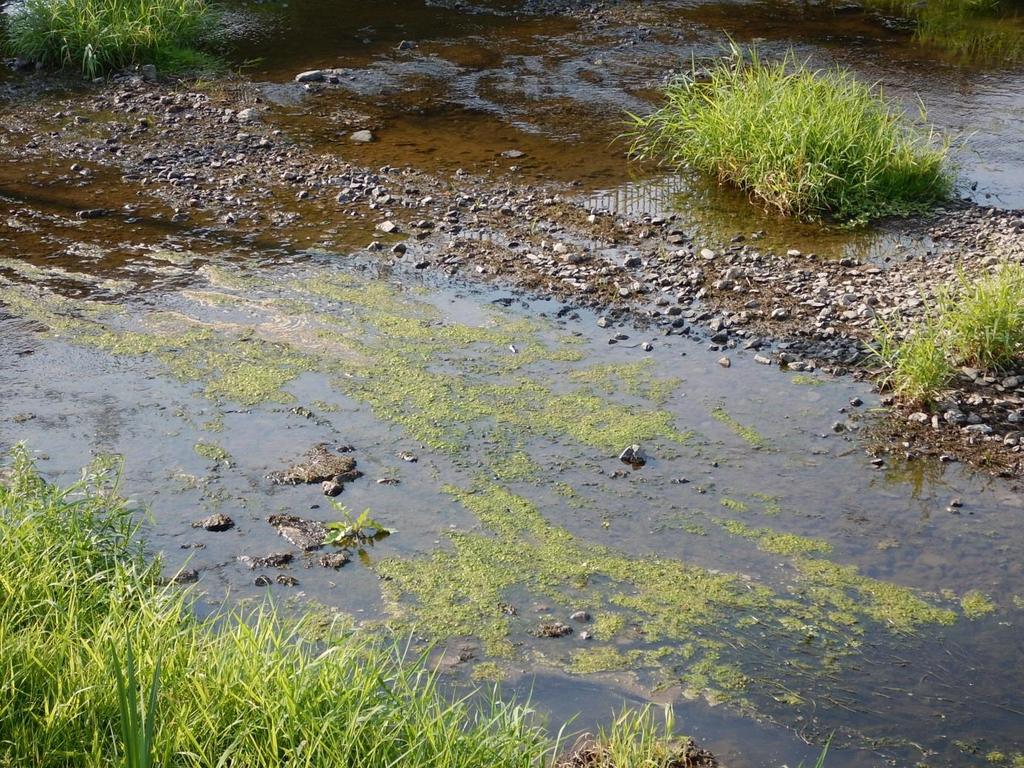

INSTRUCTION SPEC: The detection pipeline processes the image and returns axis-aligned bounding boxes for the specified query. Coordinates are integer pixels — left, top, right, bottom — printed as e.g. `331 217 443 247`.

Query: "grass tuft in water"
874 262 1024 403
5 0 214 77
629 45 952 225
557 708 713 768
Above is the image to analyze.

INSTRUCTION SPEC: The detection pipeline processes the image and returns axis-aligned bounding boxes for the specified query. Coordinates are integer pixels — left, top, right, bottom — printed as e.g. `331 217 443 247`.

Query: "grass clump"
5 0 213 77
629 46 951 225
874 320 955 403
874 263 1024 403
0 448 706 767
559 709 714 768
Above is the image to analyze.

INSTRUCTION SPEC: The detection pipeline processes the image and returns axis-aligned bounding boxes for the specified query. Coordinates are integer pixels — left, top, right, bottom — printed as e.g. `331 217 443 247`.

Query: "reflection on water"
583 173 928 261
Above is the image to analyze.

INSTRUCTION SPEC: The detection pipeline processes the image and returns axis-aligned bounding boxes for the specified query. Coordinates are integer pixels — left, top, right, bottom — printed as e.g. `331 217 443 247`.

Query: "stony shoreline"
2 69 1022 478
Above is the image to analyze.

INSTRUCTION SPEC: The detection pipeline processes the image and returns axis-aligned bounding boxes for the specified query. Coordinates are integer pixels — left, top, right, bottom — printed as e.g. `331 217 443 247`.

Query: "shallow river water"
2 1 1024 766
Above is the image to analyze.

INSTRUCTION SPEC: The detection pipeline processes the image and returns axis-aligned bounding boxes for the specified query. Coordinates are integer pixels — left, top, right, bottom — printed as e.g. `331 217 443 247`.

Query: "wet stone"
618 444 647 468
319 552 350 569
191 513 234 532
253 575 272 587
535 621 573 638
165 568 199 585
570 610 591 622
322 479 344 497
268 514 326 551
238 552 294 569
270 444 361 485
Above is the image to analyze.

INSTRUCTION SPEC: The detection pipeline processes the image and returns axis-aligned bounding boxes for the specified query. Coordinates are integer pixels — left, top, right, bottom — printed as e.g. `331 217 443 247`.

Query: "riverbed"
2 1 1023 765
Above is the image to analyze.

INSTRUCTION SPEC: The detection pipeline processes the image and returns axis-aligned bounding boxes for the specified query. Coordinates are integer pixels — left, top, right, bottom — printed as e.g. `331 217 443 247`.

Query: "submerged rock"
319 552 350 569
321 479 343 497
534 621 573 638
238 552 294 569
163 567 199 585
191 513 234 532
270 444 361 485
268 514 326 551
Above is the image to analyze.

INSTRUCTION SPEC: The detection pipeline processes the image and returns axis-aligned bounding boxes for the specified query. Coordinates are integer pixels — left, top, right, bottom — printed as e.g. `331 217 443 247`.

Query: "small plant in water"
325 504 393 549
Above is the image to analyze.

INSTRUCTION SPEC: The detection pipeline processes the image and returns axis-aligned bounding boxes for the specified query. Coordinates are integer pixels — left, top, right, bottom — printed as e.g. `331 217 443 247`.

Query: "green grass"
873 262 1024 403
0 448 702 767
560 708 711 767
5 0 213 77
874 320 955 403
629 46 952 225
938 263 1024 370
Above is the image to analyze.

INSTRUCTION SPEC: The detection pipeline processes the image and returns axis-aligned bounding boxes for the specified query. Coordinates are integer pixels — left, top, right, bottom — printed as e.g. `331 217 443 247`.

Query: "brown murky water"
2 0 1024 766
